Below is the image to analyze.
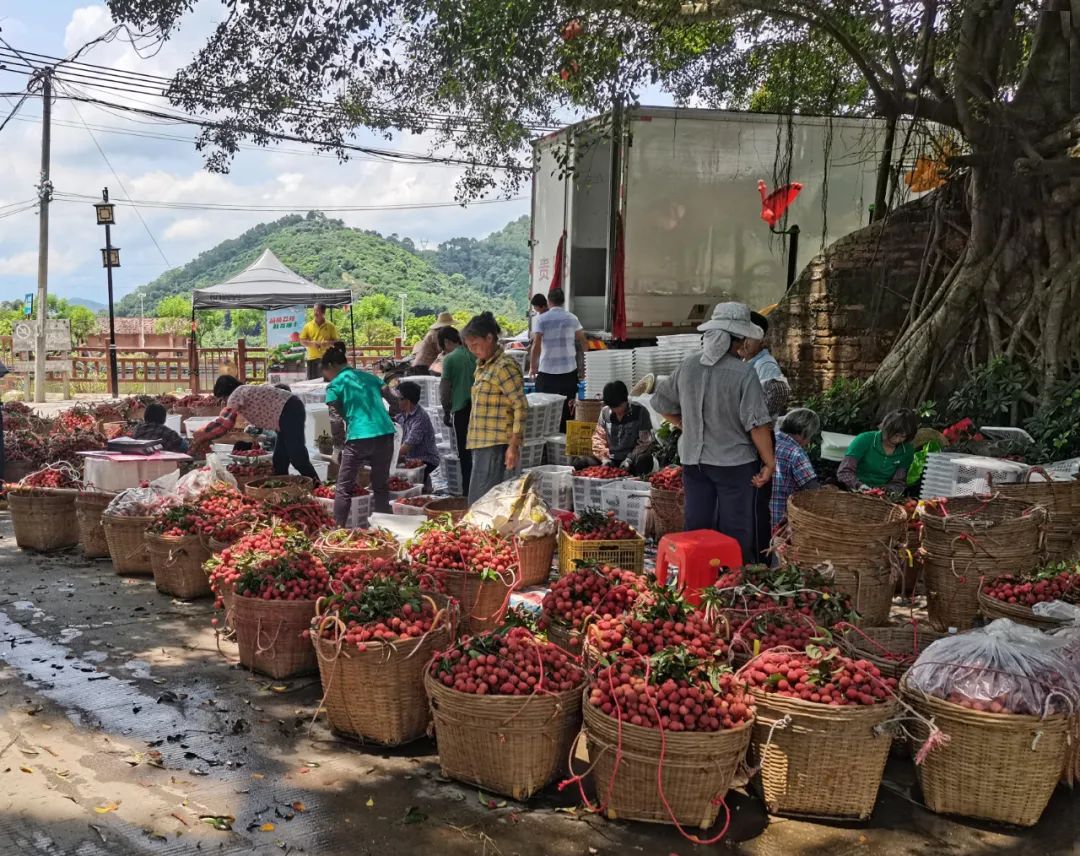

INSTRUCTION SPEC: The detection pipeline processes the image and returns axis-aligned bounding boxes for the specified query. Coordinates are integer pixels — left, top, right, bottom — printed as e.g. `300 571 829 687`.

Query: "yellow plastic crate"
565 420 595 457
557 529 645 575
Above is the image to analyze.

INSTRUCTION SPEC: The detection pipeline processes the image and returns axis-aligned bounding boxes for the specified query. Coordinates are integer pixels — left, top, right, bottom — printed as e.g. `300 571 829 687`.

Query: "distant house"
86 318 188 350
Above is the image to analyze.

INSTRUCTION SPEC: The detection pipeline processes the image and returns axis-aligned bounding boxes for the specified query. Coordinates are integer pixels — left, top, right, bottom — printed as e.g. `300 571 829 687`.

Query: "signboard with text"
12 319 72 354
265 306 306 347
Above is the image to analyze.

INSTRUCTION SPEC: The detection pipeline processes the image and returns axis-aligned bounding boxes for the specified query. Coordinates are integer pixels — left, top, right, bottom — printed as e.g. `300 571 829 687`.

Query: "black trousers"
306 359 322 380
453 403 473 497
273 396 319 481
536 369 579 432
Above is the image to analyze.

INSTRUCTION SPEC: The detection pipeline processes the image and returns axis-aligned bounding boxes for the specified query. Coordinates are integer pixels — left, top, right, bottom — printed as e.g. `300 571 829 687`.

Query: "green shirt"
325 367 394 442
441 346 477 413
844 430 915 487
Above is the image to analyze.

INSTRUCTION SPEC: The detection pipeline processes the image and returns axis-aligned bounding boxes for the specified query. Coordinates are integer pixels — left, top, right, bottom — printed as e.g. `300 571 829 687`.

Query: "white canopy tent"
191 248 351 310
189 249 354 390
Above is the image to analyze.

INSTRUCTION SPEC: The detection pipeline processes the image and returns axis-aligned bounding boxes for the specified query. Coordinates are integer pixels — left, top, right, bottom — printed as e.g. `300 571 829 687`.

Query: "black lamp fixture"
94 187 120 398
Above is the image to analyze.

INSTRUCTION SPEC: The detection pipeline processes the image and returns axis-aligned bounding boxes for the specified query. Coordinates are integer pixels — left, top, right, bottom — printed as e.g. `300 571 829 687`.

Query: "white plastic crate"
442 454 464 496
392 464 427 485
315 494 371 528
599 479 651 534
519 441 545 469
545 434 569 466
1044 457 1080 479
391 495 437 516
919 453 1030 500
524 465 574 510
389 483 423 502
573 475 628 512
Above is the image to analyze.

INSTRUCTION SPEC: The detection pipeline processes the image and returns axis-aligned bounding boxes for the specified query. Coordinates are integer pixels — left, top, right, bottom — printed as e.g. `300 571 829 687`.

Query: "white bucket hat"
697 302 764 338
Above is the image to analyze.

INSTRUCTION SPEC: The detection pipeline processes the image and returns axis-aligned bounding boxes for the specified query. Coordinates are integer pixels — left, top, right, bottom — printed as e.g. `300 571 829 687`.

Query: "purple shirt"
395 407 440 468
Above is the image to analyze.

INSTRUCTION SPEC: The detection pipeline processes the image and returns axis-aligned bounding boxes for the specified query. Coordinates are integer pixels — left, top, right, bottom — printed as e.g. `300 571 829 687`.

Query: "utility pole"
33 70 52 404
399 293 406 342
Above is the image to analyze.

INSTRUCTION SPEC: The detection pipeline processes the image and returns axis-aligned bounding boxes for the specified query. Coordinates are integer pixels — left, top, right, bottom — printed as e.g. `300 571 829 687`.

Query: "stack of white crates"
919 453 1030 500
524 465 574 510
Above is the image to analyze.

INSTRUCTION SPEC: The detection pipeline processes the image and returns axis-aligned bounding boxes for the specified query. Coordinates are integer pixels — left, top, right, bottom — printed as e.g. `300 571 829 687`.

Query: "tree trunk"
869 158 1080 413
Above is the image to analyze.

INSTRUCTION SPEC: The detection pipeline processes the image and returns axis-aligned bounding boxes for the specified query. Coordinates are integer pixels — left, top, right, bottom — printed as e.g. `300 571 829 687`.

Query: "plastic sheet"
463 473 558 540
907 619 1080 716
103 470 181 518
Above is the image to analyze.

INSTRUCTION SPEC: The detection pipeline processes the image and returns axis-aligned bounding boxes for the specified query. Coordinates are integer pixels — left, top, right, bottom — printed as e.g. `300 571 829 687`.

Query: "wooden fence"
0 337 405 394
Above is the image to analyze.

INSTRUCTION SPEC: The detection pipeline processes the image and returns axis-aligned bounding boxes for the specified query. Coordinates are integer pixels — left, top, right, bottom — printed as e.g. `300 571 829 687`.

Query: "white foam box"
83 458 184 493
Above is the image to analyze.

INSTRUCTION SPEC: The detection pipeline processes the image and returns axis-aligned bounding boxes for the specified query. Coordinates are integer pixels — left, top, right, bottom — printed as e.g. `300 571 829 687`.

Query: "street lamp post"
94 187 120 399
399 293 406 342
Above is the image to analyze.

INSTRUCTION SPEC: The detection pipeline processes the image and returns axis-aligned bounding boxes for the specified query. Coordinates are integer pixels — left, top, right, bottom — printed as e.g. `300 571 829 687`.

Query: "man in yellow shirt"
298 303 339 379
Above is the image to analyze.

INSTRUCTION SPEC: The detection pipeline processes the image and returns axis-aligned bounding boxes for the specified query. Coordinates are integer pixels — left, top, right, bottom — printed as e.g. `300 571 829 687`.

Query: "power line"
64 92 172 268
52 191 526 213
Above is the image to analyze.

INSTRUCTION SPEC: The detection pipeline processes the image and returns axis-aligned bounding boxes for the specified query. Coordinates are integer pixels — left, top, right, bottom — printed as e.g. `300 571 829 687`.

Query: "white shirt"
533 306 581 375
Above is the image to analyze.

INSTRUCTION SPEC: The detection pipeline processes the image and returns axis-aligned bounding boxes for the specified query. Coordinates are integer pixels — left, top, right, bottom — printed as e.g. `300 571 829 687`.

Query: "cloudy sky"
0 3 537 305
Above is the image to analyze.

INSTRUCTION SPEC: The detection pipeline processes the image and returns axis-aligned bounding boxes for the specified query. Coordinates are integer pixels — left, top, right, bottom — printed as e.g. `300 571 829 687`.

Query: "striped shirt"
467 349 527 450
533 306 582 375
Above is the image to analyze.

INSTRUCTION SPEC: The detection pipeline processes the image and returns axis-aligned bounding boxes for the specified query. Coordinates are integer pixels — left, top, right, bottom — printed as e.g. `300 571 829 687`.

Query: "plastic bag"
104 470 180 517
907 618 1080 717
177 454 238 496
463 473 557 540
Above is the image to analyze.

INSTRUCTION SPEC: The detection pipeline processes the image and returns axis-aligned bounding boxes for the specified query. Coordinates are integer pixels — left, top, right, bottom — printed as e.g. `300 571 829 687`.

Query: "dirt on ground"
0 516 1076 856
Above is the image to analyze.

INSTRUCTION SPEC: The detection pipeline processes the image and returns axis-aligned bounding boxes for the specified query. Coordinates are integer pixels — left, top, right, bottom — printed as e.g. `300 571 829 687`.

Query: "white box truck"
530 106 901 338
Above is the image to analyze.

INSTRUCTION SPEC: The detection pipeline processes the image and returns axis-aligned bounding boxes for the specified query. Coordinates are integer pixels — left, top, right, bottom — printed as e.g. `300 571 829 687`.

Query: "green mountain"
116 211 527 318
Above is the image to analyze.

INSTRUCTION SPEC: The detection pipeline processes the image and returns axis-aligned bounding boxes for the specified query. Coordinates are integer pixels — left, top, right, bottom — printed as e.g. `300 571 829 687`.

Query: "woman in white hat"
652 302 776 563
411 311 455 375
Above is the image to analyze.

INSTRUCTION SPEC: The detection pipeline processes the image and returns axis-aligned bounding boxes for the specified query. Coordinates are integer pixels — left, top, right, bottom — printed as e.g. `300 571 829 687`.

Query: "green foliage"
802 379 874 434
1026 374 1080 462
0 296 97 344
117 212 522 322
650 422 681 468
946 357 1030 426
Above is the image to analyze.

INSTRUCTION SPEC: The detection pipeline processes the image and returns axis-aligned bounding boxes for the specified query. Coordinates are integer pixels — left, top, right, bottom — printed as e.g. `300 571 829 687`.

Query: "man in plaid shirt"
770 408 822 529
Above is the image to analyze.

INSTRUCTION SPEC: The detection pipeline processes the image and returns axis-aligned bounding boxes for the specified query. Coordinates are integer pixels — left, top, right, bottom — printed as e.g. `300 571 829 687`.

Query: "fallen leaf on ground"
365 797 374 808
291 801 305 813
477 791 506 810
19 766 32 774
200 815 235 831
402 806 427 825
270 685 289 693
250 773 265 780
260 823 276 832
94 802 119 814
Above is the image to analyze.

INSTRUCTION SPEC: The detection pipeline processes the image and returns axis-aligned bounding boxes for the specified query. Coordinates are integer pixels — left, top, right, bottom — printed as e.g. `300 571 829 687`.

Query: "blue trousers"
683 462 759 564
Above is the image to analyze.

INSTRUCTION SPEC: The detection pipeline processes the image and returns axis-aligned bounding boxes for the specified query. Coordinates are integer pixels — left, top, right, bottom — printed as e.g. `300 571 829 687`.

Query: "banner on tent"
265 305 306 346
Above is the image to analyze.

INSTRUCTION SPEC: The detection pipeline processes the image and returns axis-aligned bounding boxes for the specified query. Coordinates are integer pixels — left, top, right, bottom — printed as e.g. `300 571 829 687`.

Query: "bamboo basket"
233 595 318 678
230 472 273 493
438 567 516 633
516 534 557 587
749 690 897 818
573 399 603 425
919 496 1046 630
244 475 313 504
101 514 154 575
75 491 116 559
997 471 1080 560
544 619 583 655
650 487 684 537
902 681 1070 826
583 702 753 828
8 490 80 552
424 497 469 523
145 532 213 600
840 624 944 680
976 589 1068 631
425 673 584 800
312 593 456 745
788 491 908 567
822 561 895 627
317 531 399 565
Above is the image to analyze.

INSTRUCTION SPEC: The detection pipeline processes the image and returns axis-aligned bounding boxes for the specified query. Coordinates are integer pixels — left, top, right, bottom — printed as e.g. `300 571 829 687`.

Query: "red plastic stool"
655 530 743 605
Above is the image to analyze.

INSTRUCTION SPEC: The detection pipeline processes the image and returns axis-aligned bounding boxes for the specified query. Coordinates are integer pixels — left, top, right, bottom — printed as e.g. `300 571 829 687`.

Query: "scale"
106 437 163 455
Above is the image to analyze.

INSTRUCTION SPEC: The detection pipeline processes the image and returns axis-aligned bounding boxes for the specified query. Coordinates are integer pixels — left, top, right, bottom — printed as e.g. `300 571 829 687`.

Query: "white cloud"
0 248 80 277
162 217 214 242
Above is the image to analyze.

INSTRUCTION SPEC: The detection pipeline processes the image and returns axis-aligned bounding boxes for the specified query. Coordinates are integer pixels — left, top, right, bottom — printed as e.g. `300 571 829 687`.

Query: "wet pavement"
0 516 1076 855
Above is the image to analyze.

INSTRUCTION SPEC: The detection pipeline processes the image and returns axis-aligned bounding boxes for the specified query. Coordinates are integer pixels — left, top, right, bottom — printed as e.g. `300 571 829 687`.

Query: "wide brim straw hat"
430 311 456 330
698 302 764 338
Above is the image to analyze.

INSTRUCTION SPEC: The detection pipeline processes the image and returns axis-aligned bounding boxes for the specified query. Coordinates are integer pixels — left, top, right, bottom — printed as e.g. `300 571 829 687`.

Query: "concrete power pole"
33 70 53 404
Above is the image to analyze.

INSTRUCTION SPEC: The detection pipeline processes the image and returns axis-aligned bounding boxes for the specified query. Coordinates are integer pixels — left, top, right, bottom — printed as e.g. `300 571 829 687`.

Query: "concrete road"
0 516 1075 855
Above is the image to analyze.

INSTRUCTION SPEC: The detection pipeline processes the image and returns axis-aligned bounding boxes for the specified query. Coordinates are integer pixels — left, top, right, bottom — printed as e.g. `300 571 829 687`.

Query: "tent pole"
349 302 356 367
189 305 199 394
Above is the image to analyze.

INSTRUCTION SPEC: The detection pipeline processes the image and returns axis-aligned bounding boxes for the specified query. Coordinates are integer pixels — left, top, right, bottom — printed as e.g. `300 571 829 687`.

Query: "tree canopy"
107 0 1080 407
